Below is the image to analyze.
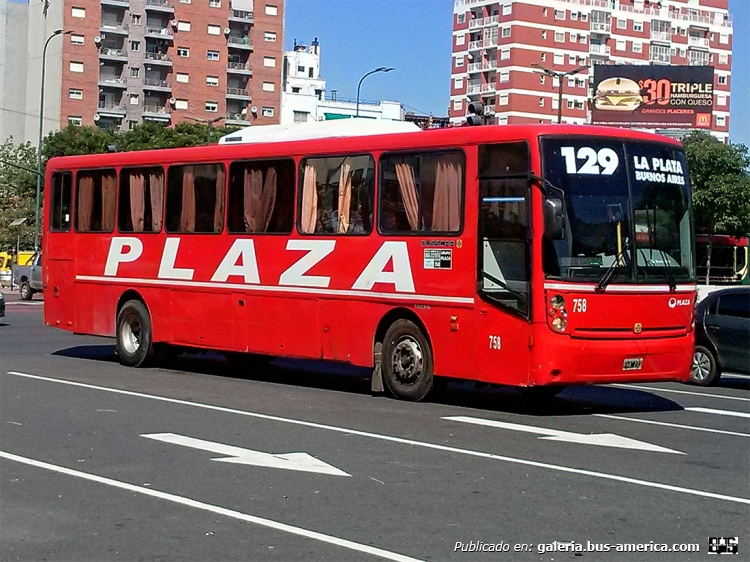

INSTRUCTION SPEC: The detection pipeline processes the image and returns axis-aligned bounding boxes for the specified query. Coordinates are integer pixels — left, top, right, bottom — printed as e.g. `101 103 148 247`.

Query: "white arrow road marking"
443 416 684 454
142 433 350 476
686 407 750 419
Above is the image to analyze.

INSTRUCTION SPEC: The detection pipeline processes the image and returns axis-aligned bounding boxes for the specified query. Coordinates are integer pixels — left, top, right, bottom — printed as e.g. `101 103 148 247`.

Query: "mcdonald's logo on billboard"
696 113 711 127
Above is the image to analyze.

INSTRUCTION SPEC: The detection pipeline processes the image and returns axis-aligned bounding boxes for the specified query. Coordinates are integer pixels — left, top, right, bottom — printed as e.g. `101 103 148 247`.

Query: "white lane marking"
613 384 750 402
724 374 750 380
7 371 750 506
0 451 421 562
686 407 750 419
443 416 683 454
4 301 43 306
142 433 350 476
593 414 750 438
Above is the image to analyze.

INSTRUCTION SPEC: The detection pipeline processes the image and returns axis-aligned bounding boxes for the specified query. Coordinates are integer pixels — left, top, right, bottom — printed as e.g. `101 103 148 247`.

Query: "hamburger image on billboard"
594 77 643 111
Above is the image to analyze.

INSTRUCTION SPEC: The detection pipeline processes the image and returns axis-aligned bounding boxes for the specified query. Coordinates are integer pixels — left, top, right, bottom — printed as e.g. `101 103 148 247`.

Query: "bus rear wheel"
116 300 154 367
381 319 433 402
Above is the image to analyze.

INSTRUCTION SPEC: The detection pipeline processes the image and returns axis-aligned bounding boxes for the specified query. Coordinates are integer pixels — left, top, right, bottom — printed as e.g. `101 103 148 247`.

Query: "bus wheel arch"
374 309 434 401
115 293 155 367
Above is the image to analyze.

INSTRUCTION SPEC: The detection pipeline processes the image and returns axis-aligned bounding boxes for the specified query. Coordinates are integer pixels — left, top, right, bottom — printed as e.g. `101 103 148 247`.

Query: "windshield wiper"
596 238 632 292
653 248 678 291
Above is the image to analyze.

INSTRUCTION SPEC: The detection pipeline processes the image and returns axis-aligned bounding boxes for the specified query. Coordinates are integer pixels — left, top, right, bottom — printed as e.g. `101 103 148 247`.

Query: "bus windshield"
541 138 694 284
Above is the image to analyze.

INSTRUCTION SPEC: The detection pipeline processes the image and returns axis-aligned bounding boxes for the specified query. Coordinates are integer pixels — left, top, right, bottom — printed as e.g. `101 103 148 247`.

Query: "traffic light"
466 101 484 126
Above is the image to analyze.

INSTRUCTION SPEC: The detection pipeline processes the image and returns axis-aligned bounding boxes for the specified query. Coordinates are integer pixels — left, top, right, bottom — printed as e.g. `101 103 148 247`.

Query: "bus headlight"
551 316 568 332
550 295 565 309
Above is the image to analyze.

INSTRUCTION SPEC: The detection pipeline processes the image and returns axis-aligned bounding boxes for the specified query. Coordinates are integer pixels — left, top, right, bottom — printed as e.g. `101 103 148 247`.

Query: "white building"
280 38 404 124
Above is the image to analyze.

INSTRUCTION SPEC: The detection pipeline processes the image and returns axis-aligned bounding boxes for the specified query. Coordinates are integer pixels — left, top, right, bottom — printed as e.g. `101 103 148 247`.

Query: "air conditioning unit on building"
94 36 102 45
169 97 177 105
170 19 178 27
224 28 231 36
93 114 101 122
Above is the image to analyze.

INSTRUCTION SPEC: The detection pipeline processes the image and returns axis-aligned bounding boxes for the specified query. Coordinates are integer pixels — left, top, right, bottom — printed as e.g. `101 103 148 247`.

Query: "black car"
690 287 750 385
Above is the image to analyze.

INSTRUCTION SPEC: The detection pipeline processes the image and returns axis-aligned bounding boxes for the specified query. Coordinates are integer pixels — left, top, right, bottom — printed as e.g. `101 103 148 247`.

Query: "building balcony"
145 26 174 39
226 87 251 100
485 15 499 26
227 61 252 74
650 30 672 43
649 52 671 64
467 62 481 73
98 75 128 88
143 78 172 91
228 9 253 22
688 52 710 66
483 38 497 48
145 0 174 12
142 104 171 121
99 46 128 61
225 112 249 125
144 51 173 65
482 59 497 71
467 84 481 95
467 39 482 50
227 36 253 50
100 21 129 35
101 0 129 7
97 101 127 117
590 22 611 34
688 36 709 49
589 43 611 56
480 82 496 94
468 18 483 30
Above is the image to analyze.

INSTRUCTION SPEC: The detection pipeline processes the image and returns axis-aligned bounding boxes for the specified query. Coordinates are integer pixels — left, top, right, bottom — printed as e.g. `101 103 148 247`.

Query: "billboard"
591 65 714 129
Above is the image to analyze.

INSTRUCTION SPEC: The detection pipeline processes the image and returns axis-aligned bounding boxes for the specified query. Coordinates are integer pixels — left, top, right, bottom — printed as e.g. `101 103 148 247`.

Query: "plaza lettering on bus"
104 237 417 292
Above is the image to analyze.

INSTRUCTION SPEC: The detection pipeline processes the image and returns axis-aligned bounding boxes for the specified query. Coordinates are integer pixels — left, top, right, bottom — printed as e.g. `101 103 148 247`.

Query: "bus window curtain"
260 167 277 232
102 173 117 232
129 172 146 233
77 175 94 231
337 161 352 234
213 166 225 233
243 168 263 232
149 171 163 232
395 162 419 231
180 166 196 232
300 164 318 233
432 157 462 232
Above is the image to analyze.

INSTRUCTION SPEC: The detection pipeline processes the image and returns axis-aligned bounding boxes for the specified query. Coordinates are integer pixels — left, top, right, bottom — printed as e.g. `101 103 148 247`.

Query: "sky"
284 0 749 145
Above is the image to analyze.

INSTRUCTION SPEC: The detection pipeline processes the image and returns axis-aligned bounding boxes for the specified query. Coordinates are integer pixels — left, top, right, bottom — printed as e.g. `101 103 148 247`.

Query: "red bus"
43 120 696 400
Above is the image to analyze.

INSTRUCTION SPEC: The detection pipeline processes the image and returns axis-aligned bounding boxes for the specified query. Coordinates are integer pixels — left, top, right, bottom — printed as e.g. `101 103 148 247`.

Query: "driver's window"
478 142 531 318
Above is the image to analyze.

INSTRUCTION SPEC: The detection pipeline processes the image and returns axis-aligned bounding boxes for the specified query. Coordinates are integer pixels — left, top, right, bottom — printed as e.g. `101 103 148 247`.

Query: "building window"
500 47 510 60
579 34 586 44
716 116 726 127
129 121 138 130
70 34 84 45
498 116 508 125
130 67 140 78
130 41 140 52
453 77 463 89
554 9 565 20
569 32 577 42
575 101 584 110
456 34 465 46
177 47 189 58
265 4 278 16
207 24 221 35
634 21 643 32
554 31 564 42
542 8 547 17
616 39 626 51
175 99 188 110
68 116 83 126
263 56 276 67
567 76 575 87
720 33 728 44
541 53 546 62
581 12 588 21
718 75 727 85
129 93 139 105
457 13 465 23
176 21 190 31
717 94 727 106
131 14 141 25
262 81 275 92
206 101 218 112
578 56 586 65
539 75 545 84
175 72 189 83
69 61 84 73
453 99 462 111
166 164 226 233
501 26 510 38
208 0 220 5
539 97 545 107
455 56 464 67
499 93 509 106
500 71 509 83
502 3 511 15
262 107 273 117
69 89 83 99
571 11 578 20
264 31 277 42
567 100 574 109
568 55 575 64
576 78 585 88
207 50 220 61
75 169 117 232
633 42 642 53
71 6 85 18
719 53 728 65
541 30 547 39
206 75 219 86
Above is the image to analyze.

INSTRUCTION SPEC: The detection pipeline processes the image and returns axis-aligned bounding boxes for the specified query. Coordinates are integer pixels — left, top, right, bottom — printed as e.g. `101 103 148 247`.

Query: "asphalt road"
1 292 748 561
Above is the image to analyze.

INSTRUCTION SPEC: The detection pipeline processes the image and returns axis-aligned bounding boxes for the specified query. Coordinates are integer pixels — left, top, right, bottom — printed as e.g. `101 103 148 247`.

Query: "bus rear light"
551 316 567 332
550 295 565 309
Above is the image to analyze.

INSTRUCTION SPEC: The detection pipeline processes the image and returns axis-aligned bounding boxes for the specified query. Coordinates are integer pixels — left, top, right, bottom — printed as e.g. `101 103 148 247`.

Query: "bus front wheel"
116 300 154 367
381 319 434 402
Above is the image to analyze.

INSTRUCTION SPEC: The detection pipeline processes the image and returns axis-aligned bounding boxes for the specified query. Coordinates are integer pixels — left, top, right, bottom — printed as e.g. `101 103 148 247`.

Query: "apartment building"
449 0 732 141
22 0 283 138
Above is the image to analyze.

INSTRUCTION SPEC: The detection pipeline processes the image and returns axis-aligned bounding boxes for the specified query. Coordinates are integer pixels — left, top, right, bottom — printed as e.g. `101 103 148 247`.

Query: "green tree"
42 124 117 159
682 131 750 282
0 139 38 251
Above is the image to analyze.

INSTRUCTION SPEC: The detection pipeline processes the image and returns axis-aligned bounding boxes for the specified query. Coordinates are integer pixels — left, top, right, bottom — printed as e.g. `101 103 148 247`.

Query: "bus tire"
690 345 719 386
381 319 433 402
116 300 154 367
19 281 32 301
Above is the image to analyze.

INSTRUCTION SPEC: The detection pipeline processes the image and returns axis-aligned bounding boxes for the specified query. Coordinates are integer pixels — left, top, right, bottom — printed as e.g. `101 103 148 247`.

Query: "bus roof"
46 123 684 171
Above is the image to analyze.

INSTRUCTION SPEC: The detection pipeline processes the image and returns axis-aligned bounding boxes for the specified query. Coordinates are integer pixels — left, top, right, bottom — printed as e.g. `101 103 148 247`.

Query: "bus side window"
477 142 531 317
165 164 226 233
227 159 295 234
50 172 73 231
118 167 164 233
378 151 464 234
76 169 117 233
298 154 374 235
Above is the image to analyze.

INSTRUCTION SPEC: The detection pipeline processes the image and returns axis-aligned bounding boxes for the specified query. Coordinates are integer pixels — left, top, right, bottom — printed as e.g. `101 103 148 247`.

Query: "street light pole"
184 115 225 144
355 67 394 117
34 29 71 252
531 63 588 124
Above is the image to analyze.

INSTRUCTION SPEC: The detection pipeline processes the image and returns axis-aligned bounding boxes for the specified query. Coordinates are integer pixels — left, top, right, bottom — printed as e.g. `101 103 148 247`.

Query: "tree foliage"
0 139 38 250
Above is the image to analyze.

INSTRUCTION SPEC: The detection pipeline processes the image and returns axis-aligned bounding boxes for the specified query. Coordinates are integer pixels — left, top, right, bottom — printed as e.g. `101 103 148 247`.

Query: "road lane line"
686 407 750 419
593 414 750 438
612 384 750 402
7 371 750 506
0 451 423 562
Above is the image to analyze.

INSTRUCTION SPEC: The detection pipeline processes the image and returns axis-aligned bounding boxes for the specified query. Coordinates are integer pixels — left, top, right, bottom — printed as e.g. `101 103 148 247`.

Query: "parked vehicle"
0 252 11 288
690 286 750 385
13 252 43 300
0 290 5 318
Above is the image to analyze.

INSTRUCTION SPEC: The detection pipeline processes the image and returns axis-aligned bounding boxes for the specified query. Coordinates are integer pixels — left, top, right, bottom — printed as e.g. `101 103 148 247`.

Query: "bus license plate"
622 358 643 371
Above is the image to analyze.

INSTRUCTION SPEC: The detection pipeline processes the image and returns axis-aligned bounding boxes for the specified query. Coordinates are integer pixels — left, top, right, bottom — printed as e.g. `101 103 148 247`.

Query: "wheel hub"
692 351 710 382
121 313 142 355
391 337 423 384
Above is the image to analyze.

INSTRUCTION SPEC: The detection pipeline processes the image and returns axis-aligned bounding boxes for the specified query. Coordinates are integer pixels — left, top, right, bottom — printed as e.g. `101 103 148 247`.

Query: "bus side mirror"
544 198 565 240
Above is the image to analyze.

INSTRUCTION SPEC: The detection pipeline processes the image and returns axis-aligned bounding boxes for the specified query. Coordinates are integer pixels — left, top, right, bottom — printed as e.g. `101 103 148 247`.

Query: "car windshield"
541 137 694 284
